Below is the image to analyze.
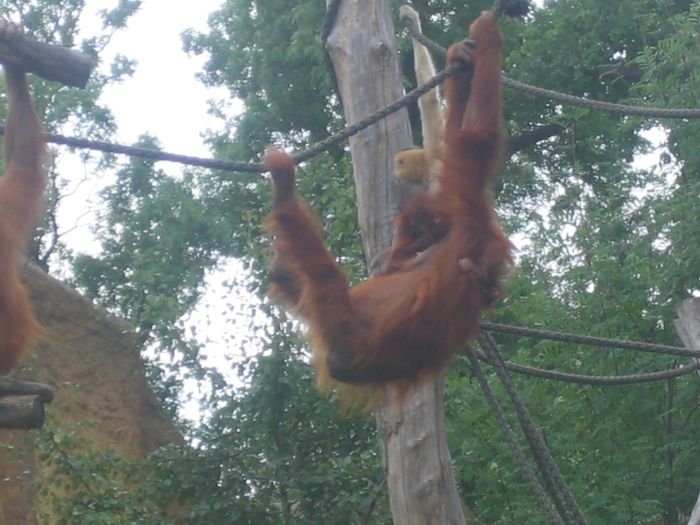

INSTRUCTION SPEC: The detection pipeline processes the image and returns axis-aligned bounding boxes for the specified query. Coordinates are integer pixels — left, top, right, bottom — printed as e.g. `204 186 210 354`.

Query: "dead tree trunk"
676 298 700 525
323 1 466 522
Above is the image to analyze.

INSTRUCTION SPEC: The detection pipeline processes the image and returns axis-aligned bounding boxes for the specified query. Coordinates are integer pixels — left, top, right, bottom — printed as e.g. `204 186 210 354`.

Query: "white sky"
51 1 254 417
93 0 226 155
57 0 229 255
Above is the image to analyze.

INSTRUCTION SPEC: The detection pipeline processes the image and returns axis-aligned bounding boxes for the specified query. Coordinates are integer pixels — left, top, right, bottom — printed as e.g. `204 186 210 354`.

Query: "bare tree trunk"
324 0 406 260
376 374 467 524
324 1 466 522
676 298 700 525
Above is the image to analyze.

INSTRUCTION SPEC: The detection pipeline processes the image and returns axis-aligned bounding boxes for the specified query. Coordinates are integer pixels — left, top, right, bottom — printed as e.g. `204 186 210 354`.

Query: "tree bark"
675 298 700 525
324 1 466 523
376 374 467 524
324 0 407 260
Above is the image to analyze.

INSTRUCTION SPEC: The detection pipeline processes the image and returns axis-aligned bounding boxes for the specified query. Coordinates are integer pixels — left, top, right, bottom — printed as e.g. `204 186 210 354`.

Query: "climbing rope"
465 344 568 525
474 349 700 385
479 333 591 525
402 18 700 119
11 6 697 175
11 64 458 173
482 322 700 359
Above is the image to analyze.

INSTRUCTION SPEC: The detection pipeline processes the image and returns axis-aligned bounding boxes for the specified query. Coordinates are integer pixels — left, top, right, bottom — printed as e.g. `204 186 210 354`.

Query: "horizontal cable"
4 13 694 175
44 130 258 172
4 63 460 172
403 18 700 119
482 322 700 359
474 349 700 385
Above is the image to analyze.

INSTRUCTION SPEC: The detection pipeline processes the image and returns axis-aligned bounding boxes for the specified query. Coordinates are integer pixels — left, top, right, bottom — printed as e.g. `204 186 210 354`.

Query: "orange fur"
0 36 48 374
264 12 512 397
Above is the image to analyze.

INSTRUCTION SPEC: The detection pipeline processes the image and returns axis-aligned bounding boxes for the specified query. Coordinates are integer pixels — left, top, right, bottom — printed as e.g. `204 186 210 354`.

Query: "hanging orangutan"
264 10 512 392
0 21 48 374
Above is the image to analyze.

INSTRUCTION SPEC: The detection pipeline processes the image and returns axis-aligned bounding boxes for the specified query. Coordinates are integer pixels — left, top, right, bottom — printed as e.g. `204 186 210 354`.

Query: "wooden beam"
0 377 53 402
675 298 700 525
675 298 700 355
0 30 92 88
0 394 44 429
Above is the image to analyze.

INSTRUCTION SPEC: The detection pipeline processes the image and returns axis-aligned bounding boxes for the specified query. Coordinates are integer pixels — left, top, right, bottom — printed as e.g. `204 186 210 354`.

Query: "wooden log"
0 394 44 429
0 29 92 88
0 377 53 403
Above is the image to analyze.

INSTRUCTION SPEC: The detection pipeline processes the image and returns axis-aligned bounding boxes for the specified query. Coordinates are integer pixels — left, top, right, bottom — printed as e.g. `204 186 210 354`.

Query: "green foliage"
632 0 700 301
470 4 700 523
71 135 230 417
73 136 223 340
198 150 363 288
173 328 388 524
183 0 338 159
36 328 387 524
37 423 173 525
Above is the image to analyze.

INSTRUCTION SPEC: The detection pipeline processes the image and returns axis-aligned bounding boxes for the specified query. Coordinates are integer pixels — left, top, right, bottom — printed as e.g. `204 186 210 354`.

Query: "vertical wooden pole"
324 1 467 522
324 0 406 259
676 298 700 525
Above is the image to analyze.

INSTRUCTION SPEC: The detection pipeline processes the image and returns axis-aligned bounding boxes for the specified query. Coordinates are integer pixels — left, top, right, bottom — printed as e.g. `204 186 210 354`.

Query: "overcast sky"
93 0 226 155
57 0 228 256
54 2 249 411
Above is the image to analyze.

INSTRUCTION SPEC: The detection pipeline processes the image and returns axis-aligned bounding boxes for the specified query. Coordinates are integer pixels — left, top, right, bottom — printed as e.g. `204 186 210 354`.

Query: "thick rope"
42 130 256 171
15 6 697 175
479 334 590 525
403 22 700 119
19 15 699 173
465 345 568 525
502 76 700 119
474 349 700 385
13 64 459 173
482 322 700 359
293 64 459 163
